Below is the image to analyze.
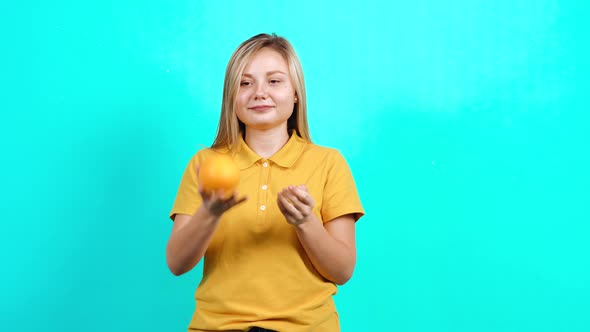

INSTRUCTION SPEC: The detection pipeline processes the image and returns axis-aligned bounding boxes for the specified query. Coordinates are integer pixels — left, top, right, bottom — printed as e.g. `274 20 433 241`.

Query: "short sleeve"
169 152 203 221
321 150 365 222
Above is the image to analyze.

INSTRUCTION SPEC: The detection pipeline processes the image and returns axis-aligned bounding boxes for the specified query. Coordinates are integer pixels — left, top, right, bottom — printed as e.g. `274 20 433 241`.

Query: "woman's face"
236 47 297 132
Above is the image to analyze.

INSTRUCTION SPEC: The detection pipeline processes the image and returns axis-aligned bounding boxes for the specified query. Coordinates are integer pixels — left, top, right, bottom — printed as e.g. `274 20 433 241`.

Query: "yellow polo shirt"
169 132 364 332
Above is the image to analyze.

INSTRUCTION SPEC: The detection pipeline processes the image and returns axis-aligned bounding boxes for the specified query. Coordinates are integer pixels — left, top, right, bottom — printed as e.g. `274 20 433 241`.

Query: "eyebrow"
242 70 288 77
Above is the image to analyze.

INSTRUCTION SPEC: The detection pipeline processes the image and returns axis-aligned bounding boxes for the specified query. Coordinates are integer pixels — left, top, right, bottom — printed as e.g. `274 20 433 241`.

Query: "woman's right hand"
199 188 247 217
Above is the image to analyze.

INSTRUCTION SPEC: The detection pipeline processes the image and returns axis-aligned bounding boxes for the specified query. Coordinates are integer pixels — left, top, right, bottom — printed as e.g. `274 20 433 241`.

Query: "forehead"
243 48 289 74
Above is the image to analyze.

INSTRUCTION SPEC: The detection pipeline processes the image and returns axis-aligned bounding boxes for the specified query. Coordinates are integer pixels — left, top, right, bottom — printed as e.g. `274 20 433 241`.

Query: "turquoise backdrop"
1 0 588 331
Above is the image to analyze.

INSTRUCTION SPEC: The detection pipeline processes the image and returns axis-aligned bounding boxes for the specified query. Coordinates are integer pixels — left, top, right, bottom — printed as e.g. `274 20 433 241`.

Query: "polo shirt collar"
234 130 307 170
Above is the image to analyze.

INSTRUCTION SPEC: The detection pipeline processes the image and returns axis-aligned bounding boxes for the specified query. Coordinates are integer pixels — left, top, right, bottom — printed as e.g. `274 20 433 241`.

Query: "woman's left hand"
277 185 315 226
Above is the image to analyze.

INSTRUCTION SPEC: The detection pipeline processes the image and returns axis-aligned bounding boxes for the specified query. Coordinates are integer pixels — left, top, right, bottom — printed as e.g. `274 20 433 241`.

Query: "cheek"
236 92 250 106
275 89 293 102
237 89 246 99
278 94 295 109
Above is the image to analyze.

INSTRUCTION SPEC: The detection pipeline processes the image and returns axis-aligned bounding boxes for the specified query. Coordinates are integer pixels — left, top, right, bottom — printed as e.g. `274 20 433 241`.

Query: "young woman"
167 33 364 332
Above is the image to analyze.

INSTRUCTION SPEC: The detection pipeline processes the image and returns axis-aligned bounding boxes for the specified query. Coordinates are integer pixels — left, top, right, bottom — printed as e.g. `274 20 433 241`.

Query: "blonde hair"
211 33 311 150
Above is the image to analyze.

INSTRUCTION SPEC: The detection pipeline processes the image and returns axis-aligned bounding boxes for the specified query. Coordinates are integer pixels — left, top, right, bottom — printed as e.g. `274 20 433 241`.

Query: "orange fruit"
198 153 240 195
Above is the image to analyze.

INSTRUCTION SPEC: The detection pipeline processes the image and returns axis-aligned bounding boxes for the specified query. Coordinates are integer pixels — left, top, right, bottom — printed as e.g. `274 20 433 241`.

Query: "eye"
240 81 252 86
269 79 281 84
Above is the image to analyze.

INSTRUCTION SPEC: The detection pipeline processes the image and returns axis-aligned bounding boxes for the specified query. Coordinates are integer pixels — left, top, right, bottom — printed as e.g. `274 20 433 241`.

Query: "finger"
278 199 300 222
283 189 307 211
232 195 248 206
221 192 243 205
295 184 307 192
216 189 228 199
290 186 312 205
278 192 303 219
276 196 289 215
281 189 297 204
208 190 222 202
277 192 294 214
199 187 212 201
277 192 290 210
208 190 230 206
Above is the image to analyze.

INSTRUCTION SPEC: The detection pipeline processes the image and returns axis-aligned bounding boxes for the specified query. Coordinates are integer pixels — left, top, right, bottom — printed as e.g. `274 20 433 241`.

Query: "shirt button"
262 162 268 168
260 205 266 211
261 184 268 190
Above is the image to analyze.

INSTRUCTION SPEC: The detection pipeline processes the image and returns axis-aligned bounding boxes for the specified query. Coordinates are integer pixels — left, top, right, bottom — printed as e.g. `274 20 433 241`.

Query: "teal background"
1 0 588 331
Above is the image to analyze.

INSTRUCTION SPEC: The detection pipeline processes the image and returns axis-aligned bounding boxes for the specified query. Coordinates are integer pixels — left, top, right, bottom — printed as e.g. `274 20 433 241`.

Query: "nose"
254 83 268 99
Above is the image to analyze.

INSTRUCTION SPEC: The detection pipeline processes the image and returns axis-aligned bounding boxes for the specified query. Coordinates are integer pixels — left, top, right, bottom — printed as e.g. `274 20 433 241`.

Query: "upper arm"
320 150 364 223
324 214 357 255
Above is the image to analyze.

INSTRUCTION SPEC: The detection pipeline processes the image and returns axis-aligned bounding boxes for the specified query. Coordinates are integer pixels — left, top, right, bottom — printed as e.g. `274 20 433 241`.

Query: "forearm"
293 216 356 285
166 207 220 276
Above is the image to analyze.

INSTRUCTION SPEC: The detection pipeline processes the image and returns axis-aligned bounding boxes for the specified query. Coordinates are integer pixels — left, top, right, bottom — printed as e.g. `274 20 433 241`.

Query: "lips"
249 105 274 111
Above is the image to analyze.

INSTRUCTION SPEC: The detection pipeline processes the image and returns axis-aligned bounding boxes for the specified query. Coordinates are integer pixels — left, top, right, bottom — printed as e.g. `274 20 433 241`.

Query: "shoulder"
188 146 231 164
304 142 348 163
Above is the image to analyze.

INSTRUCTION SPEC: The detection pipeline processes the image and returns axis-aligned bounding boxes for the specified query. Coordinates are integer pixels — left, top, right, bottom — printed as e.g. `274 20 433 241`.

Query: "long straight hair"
211 33 311 150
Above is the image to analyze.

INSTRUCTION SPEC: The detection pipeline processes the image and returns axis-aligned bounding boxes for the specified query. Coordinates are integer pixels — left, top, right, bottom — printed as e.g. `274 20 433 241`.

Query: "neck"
244 127 290 159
